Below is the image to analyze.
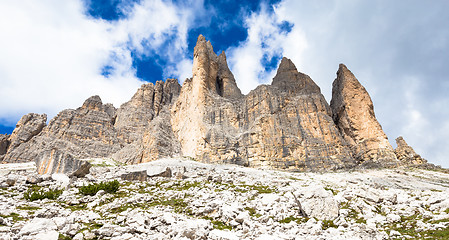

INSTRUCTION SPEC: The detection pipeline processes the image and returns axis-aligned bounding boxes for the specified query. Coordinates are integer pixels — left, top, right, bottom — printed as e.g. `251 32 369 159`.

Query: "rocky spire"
192 35 242 99
330 64 398 167
217 51 242 98
272 57 321 95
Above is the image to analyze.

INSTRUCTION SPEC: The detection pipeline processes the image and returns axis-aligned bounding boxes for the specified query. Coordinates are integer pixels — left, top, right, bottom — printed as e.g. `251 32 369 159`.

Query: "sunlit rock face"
330 64 399 168
172 36 355 171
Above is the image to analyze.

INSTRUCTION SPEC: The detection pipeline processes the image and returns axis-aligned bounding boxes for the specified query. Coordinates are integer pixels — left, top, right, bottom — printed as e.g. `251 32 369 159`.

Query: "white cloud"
0 0 200 125
226 4 308 94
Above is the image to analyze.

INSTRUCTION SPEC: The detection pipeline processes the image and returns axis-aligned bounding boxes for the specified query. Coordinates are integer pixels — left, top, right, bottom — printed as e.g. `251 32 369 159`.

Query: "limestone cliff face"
3 96 121 164
394 136 427 166
3 34 427 173
114 79 181 144
112 78 181 164
7 113 47 153
3 79 181 168
172 36 356 171
330 64 398 168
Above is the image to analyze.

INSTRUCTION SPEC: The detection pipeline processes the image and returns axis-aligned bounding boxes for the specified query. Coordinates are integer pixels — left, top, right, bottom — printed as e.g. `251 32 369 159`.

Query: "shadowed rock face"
3 35 428 173
394 136 427 166
330 64 398 168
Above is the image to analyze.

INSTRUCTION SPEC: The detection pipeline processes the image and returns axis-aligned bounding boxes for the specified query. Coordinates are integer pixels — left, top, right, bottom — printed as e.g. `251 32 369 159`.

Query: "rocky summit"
1 35 438 174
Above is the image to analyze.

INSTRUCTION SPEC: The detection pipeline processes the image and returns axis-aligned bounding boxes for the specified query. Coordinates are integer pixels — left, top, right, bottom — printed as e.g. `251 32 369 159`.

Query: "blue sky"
0 0 448 167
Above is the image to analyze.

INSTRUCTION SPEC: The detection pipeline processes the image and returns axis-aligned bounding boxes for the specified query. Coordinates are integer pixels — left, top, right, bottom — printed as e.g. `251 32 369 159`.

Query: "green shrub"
24 188 63 201
79 180 119 196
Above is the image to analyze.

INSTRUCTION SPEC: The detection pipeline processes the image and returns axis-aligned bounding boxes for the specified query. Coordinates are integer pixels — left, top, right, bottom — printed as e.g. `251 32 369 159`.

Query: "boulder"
149 167 172 178
35 149 91 176
121 170 148 181
300 185 339 220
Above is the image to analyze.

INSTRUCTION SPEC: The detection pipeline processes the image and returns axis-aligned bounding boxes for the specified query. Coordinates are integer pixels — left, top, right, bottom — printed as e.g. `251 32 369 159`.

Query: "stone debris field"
1 158 449 240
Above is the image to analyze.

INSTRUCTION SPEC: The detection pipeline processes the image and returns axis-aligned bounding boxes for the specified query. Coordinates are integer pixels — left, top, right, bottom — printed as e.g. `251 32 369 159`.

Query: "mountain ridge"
0 35 438 174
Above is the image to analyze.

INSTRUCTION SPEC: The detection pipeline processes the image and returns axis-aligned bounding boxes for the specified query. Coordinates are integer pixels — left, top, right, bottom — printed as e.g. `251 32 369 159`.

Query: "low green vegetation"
340 202 366 224
165 181 202 191
279 216 308 224
322 219 337 230
211 220 233 231
61 202 87 212
58 233 72 240
201 216 233 231
16 205 41 211
245 207 262 218
385 212 449 239
324 186 339 196
288 176 301 181
79 180 119 196
0 212 25 222
23 188 63 201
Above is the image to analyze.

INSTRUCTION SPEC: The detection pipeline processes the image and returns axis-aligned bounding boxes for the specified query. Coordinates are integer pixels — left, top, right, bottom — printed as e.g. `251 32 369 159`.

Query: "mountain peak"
271 57 320 94
277 57 297 72
331 64 398 167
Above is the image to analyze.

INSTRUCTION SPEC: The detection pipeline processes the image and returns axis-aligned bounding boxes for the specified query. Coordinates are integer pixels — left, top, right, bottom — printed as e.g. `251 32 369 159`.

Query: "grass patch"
445 208 449 214
279 216 308 224
201 217 233 231
245 207 262 218
324 186 339 196
62 203 87 212
421 228 449 239
0 212 25 222
79 180 119 196
430 218 449 224
340 202 366 224
165 181 202 191
322 219 337 230
58 233 72 240
78 222 104 233
211 220 233 231
16 205 41 211
24 188 63 201
386 211 449 239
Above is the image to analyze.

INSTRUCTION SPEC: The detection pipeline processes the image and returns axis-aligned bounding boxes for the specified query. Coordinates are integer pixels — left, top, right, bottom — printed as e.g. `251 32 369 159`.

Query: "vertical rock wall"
330 64 398 168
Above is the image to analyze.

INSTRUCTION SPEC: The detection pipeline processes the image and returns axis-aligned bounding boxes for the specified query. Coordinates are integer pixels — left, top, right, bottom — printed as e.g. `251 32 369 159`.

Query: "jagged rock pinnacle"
330 63 398 167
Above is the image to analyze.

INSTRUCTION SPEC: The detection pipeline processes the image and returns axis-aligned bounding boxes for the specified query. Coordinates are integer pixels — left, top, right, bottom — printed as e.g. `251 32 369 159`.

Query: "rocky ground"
0 158 449 240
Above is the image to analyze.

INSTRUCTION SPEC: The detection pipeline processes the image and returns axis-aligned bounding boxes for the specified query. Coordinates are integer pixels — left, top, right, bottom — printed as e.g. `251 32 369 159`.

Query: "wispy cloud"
225 4 307 94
